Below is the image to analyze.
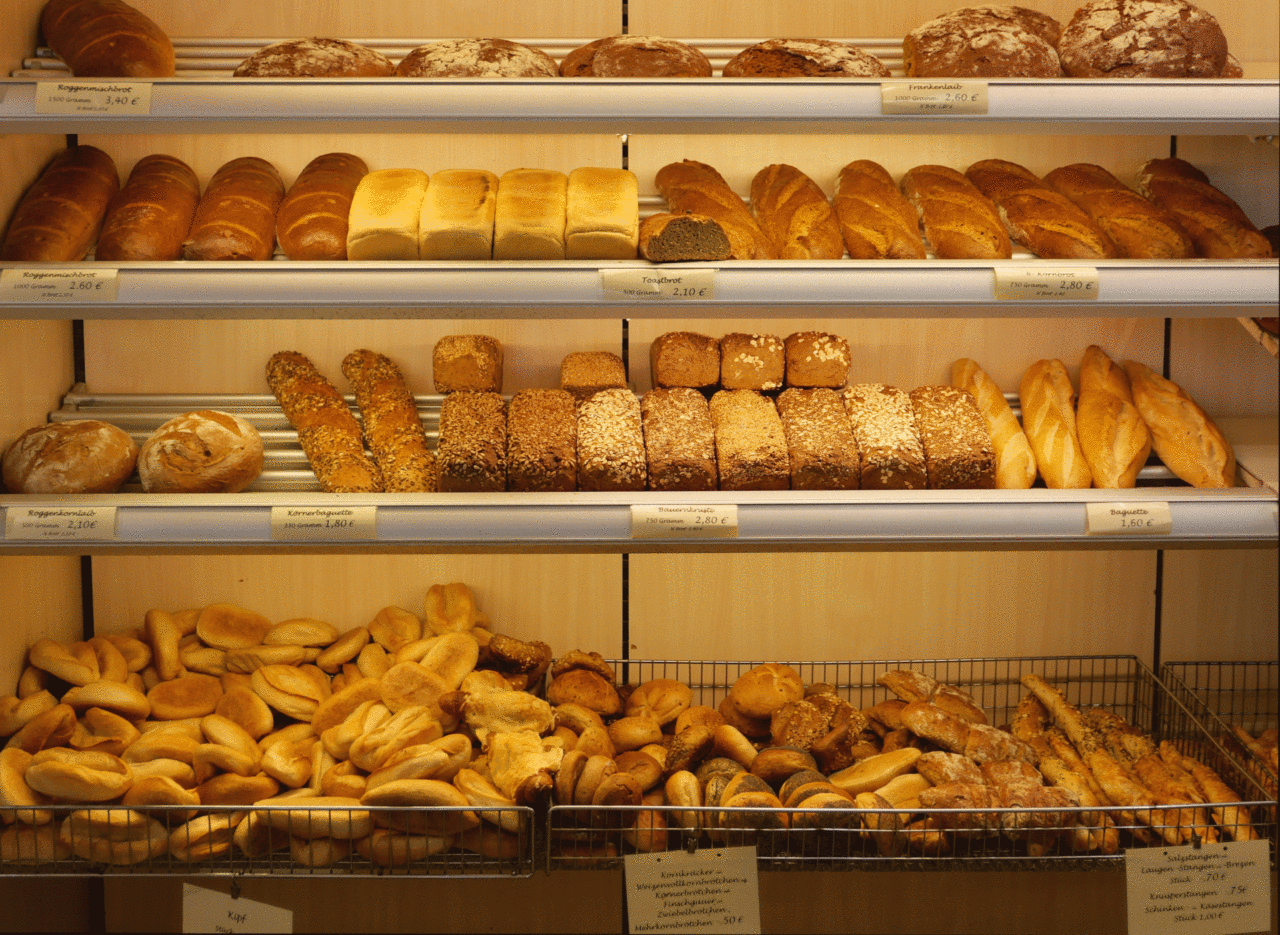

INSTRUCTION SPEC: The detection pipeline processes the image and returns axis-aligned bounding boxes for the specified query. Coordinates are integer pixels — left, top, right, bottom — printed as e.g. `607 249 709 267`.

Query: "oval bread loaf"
1019 359 1093 489
276 152 368 260
183 156 284 261
1075 345 1152 488
96 154 200 261
1123 360 1235 488
1 146 119 261
41 0 175 77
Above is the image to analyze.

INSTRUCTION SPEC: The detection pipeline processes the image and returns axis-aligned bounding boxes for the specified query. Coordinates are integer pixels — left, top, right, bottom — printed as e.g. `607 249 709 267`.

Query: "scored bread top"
233 38 395 77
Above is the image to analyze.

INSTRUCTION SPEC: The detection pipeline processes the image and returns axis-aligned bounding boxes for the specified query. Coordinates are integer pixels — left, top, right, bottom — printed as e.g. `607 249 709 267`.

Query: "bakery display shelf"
4 38 1277 134
547 655 1276 872
2 258 1276 317
0 804 535 878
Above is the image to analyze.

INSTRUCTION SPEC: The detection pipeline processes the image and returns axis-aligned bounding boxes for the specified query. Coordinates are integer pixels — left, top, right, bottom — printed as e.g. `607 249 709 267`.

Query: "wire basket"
548 655 1276 872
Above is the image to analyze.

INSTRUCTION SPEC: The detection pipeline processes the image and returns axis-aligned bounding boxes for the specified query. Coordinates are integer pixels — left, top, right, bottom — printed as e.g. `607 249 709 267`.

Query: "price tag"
1086 502 1173 536
630 504 738 539
881 80 987 115
270 505 377 540
601 268 716 301
625 846 760 934
35 80 152 115
182 883 292 933
0 268 119 303
1126 839 1271 935
5 506 117 541
994 266 1100 301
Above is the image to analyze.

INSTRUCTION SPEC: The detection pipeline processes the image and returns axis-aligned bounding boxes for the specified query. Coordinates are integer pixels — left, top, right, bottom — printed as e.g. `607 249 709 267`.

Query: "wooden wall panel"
0 320 74 456
1159 549 1279 663
0 557 83 692
1168 318 1280 418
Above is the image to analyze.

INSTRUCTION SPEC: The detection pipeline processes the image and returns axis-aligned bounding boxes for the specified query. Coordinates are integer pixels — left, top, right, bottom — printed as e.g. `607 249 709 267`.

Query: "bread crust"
1123 359 1235 487
277 152 368 261
97 154 199 261
1043 163 1194 259
904 6 1062 78
395 38 557 77
750 164 844 260
2 420 138 494
900 164 1012 259
834 160 926 260
562 36 712 77
1 145 119 262
42 0 175 78
1075 345 1152 488
233 37 393 77
341 349 437 492
1058 0 1229 78
952 358 1037 489
184 157 284 261
1018 359 1093 489
724 39 890 77
1137 158 1272 259
655 161 778 260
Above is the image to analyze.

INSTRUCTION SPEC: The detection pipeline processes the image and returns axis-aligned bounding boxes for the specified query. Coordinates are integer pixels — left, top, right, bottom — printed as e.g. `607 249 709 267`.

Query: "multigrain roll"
775 388 860 490
723 38 890 77
1075 345 1152 489
784 332 850 389
395 38 557 77
232 37 394 76
1019 359 1093 489
276 152 368 261
720 334 785 391
561 352 627 400
418 170 499 260
951 358 1037 489
436 391 507 493
708 390 789 491
841 384 927 490
908 385 996 489
576 389 647 492
640 388 718 492
506 389 578 492
341 349 436 492
96 154 199 261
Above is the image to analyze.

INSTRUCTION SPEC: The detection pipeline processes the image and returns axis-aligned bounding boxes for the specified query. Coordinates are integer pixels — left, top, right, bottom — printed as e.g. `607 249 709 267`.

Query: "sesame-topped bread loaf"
708 390 790 491
640 387 718 492
506 389 578 492
841 384 928 491
576 389 647 492
908 385 997 489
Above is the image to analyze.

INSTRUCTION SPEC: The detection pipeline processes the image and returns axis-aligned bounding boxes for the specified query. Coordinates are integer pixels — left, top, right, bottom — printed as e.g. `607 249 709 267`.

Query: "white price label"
994 266 1100 300
35 80 152 115
601 268 716 301
881 80 987 115
0 268 119 303
5 506 117 541
1126 839 1271 935
182 883 292 933
271 505 377 540
626 846 760 934
1086 502 1173 536
630 504 738 539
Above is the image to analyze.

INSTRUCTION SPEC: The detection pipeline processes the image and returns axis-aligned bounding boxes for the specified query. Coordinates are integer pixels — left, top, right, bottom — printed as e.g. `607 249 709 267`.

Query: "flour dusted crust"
395 39 558 77
232 38 395 77
138 410 264 493
561 36 712 77
2 421 138 494
723 39 891 77
904 6 1063 78
1058 0 1230 78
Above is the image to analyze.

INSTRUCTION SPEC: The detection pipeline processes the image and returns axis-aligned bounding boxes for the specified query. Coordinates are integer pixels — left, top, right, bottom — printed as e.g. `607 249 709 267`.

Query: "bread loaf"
900 165 1012 259
750 164 844 260
232 37 394 76
341 349 436 492
96 154 199 261
1 145 119 261
720 333 784 391
493 169 567 260
776 388 860 490
1018 359 1093 489
561 36 711 77
418 169 499 260
833 160 926 260
784 332 850 388
433 335 503 394
577 389 647 492
2 420 137 494
1043 163 1194 260
842 384 927 490
276 153 368 261
655 161 778 260
637 213 731 262
395 38 557 77
137 410 264 493
903 6 1062 78
1123 360 1235 488
560 351 627 400
639 388 718 492
650 332 719 389
506 389 578 492
708 390 789 491
266 351 384 493
183 157 284 261
1075 346 1152 489
346 168 429 261
1136 158 1272 259
910 385 997 489
564 168 639 260
951 358 1037 489
436 391 507 493
723 38 890 77
1058 0 1230 78
41 0 175 78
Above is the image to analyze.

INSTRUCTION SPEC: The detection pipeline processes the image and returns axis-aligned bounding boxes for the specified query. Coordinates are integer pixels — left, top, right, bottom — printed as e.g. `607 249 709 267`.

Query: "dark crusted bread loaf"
395 38 557 77
183 157 284 261
577 389 647 492
1058 0 1230 78
560 36 711 77
1043 163 1194 259
640 387 718 492
233 38 394 77
903 6 1063 78
834 160 927 260
841 384 928 491
1 145 119 261
436 391 507 493
776 388 860 490
723 39 890 77
1136 158 1272 258
908 385 997 490
276 153 368 261
708 390 789 491
655 161 778 260
42 0 175 77
96 154 199 261
507 389 578 492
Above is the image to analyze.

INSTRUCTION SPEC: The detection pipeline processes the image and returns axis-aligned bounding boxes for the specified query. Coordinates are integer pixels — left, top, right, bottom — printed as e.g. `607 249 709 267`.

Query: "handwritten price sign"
270 506 378 541
1086 502 1172 536
0 268 119 303
5 506 117 542
626 846 760 934
601 268 716 301
1126 840 1271 935
631 505 738 539
35 81 152 115
881 81 988 115
994 267 1100 301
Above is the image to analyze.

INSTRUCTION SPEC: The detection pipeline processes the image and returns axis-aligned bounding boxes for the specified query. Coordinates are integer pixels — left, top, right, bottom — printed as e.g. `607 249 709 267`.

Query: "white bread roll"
564 167 639 259
418 169 499 260
1018 359 1093 489
1076 346 1152 489
346 168 429 260
493 168 567 260
952 358 1037 489
1123 360 1235 488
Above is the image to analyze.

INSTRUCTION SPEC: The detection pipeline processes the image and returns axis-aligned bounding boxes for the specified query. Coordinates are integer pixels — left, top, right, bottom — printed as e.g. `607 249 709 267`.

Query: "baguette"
1043 163 1194 259
183 157 284 261
951 358 1036 489
340 349 436 492
1122 360 1235 488
266 351 385 493
899 164 1011 259
276 152 368 261
41 0 175 78
833 160 926 260
1136 158 1272 259
1018 359 1092 489
655 160 778 260
1075 345 1151 489
1 145 119 261
96 154 199 261
750 164 844 259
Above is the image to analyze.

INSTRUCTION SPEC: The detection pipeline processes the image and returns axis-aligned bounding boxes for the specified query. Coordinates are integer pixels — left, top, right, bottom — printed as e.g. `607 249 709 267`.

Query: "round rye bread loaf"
724 39 891 77
1058 0 1230 78
233 38 395 77
395 38 558 77
904 6 1064 77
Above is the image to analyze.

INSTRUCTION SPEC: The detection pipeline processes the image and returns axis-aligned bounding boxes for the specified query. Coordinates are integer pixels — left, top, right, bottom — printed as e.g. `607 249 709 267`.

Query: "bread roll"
784 331 850 388
637 213 732 261
1018 359 1093 489
418 170 499 260
1042 163 1194 260
952 358 1037 489
2 420 137 494
346 168 430 261
436 391 507 493
96 154 199 261
341 349 437 492
640 387 717 492
750 164 844 260
655 161 778 260
41 0 175 77
900 165 1012 259
276 152 368 261
1075 346 1152 489
708 390 789 491
1123 360 1235 488
232 37 394 76
834 160 927 260
493 169 567 260
1 145 119 261
576 389 646 492
183 157 284 261
1136 158 1272 259
724 38 891 77
564 167 639 260
395 38 557 77
650 332 719 389
137 410 263 493
561 36 711 77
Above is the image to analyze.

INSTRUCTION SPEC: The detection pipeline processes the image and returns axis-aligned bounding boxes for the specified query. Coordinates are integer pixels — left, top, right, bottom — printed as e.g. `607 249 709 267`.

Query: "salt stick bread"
418 169 499 260
1122 360 1235 488
493 168 568 260
436 391 507 492
41 0 175 77
841 384 927 490
750 164 844 260
577 389 647 492
1136 158 1272 259
833 160 927 260
266 351 384 493
96 154 199 261
1075 345 1152 489
640 387 717 492
965 159 1116 259
346 168 430 261
341 349 436 492
708 390 789 491
900 164 1012 259
1043 163 1194 259
506 389 578 492
276 152 368 261
909 385 997 489
565 167 640 260
1 145 119 261
952 359 1037 489
1018 359 1093 489
655 160 778 260
184 157 284 261
775 388 860 490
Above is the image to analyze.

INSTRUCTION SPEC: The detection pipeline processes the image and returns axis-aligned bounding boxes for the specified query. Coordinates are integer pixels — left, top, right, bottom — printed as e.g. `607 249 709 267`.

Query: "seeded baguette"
341 349 436 493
